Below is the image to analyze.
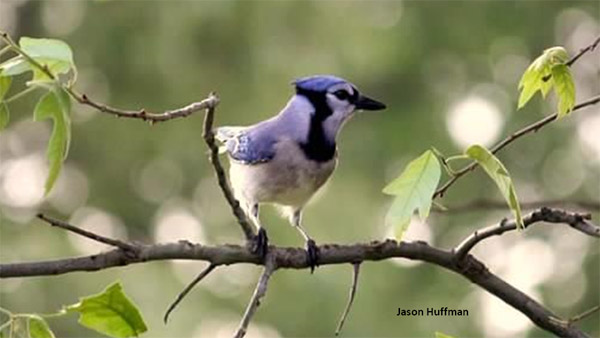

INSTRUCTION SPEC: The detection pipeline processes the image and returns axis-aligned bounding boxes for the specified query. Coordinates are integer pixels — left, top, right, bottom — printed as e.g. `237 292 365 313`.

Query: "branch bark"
2 208 597 337
201 93 255 241
454 207 599 260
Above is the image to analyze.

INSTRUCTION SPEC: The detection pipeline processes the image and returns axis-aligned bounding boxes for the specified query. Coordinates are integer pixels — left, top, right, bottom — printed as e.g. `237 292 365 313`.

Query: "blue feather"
294 75 346 92
217 126 276 164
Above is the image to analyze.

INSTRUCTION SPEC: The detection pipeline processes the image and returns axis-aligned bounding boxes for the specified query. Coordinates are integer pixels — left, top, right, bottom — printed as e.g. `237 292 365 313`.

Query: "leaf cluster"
0 282 147 338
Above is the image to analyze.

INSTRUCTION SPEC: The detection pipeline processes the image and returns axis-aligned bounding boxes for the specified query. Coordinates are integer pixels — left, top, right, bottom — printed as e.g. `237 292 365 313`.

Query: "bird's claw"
252 228 269 262
306 239 320 273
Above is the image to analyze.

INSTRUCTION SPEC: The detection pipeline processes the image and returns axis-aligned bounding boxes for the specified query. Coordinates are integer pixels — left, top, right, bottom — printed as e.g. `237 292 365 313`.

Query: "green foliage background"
1 1 598 337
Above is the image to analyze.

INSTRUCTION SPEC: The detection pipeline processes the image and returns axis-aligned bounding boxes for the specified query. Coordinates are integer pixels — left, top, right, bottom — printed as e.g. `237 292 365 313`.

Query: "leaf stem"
0 45 11 58
0 318 11 332
0 307 12 318
4 86 38 103
445 155 469 163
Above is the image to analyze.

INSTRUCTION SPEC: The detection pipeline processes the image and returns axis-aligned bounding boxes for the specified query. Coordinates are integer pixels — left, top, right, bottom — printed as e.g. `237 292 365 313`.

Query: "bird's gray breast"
228 138 337 208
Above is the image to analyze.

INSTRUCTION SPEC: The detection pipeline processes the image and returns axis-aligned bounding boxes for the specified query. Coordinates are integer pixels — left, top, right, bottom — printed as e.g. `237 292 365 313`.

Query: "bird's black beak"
354 95 386 111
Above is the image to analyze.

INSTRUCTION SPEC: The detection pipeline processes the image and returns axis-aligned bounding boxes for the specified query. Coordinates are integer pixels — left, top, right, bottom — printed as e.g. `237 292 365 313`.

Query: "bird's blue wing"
216 126 276 164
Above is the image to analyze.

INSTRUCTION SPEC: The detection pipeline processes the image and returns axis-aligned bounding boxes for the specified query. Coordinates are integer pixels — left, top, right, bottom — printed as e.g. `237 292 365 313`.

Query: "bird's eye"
333 90 350 100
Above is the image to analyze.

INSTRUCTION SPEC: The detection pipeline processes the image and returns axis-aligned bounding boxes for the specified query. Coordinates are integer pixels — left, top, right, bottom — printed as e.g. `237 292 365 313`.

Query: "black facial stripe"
296 88 337 162
350 86 359 102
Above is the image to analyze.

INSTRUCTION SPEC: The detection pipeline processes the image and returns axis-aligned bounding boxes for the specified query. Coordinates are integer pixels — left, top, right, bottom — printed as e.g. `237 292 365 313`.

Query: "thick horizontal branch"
0 239 587 337
3 208 597 337
434 94 600 199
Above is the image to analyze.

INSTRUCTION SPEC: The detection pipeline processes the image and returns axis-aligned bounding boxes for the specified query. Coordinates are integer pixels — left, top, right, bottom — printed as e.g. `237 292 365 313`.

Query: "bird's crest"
293 75 347 93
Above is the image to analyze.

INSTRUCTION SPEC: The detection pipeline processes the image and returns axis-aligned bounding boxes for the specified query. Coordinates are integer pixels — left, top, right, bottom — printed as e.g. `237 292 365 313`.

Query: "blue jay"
216 75 385 270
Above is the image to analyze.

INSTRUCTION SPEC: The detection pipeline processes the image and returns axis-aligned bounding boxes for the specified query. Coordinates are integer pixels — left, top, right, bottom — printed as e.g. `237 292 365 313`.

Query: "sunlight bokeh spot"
505 238 556 288
0 154 46 208
68 207 127 255
48 165 89 214
480 288 534 338
153 202 205 244
446 95 503 148
577 113 600 163
386 216 432 268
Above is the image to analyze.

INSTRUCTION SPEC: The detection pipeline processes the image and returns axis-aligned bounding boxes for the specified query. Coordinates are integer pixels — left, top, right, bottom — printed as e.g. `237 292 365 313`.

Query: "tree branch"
201 93 256 241
0 31 219 124
433 94 600 199
335 262 361 336
163 263 217 324
454 207 600 260
36 213 139 253
566 36 600 67
542 35 600 81
73 92 219 123
2 208 596 337
234 256 276 338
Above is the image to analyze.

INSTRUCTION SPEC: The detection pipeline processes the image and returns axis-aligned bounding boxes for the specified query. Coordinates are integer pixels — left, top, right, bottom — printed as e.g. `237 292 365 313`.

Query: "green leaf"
27 316 55 338
20 37 74 65
465 145 523 228
33 88 71 195
435 332 456 338
545 46 569 64
383 150 441 239
0 38 74 80
517 60 550 109
0 76 11 99
0 56 30 76
0 102 8 131
517 46 569 109
66 282 148 338
20 38 74 80
551 64 575 118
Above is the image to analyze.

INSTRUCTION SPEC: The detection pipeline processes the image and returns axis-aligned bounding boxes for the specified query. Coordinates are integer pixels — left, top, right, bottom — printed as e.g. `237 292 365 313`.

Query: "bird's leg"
249 204 268 261
291 210 319 273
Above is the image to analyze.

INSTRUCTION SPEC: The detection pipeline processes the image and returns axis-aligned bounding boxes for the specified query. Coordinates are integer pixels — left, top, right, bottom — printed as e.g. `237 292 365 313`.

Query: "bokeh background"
1 1 599 337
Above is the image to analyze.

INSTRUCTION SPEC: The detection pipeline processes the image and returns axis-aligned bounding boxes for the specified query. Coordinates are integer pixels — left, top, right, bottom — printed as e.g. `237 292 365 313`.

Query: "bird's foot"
306 239 320 273
251 228 269 262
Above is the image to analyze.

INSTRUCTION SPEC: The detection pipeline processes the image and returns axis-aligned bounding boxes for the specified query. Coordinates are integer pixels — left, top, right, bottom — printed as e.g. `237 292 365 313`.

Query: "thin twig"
543 35 600 81
36 213 139 253
234 257 276 338
335 262 361 336
454 207 600 260
0 31 214 124
566 36 600 67
201 92 255 241
433 94 600 199
569 305 600 325
71 90 218 122
441 199 600 213
163 264 217 324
